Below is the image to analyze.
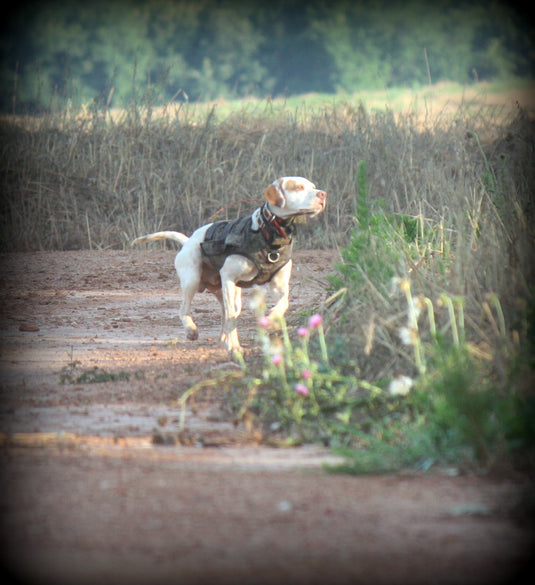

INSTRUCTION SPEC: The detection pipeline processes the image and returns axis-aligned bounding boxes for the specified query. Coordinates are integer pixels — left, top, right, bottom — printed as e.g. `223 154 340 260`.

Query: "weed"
232 312 387 447
60 361 144 384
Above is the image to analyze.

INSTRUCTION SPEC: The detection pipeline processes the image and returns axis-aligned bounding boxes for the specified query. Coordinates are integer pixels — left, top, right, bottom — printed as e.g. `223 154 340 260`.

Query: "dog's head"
263 177 327 219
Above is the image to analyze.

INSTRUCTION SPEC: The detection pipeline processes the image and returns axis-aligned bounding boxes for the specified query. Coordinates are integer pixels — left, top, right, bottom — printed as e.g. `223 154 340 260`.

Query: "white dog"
132 177 327 353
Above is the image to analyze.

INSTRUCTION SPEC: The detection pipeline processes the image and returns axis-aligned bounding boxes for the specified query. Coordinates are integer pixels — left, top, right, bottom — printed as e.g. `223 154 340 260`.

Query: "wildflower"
388 375 414 396
308 314 323 329
398 326 418 346
301 369 311 380
258 316 270 328
294 383 309 397
297 326 309 338
272 354 283 366
389 277 410 296
408 296 424 324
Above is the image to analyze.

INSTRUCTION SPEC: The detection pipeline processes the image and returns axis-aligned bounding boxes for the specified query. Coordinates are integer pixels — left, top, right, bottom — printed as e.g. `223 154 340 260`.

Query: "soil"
0 249 533 585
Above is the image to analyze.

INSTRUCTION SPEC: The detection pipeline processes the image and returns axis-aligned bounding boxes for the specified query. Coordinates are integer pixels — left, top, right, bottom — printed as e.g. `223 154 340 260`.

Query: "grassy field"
183 79 535 122
1 80 534 469
1 81 533 251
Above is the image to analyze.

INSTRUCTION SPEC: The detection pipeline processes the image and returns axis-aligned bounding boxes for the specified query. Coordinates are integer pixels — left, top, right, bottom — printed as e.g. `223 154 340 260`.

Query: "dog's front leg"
219 265 243 354
220 278 242 353
219 255 256 354
266 260 292 324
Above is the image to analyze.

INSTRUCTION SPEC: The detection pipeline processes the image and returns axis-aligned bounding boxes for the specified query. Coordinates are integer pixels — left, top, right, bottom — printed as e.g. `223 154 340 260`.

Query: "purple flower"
297 326 309 338
294 383 309 397
308 314 323 328
301 369 311 380
272 354 283 366
258 316 270 328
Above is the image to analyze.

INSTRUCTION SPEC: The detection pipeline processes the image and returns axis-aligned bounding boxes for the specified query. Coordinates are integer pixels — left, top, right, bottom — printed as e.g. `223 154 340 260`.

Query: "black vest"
200 208 294 288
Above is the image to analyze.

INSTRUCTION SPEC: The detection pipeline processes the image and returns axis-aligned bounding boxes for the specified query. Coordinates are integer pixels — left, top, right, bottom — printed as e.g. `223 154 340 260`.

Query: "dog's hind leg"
179 279 199 340
212 289 226 344
174 246 203 342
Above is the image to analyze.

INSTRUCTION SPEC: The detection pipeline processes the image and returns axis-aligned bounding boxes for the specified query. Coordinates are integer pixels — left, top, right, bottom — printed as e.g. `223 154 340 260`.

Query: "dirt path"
0 250 533 584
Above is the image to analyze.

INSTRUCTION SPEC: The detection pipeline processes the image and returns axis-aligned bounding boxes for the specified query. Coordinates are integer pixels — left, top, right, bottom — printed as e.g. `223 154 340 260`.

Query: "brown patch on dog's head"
282 178 306 192
264 181 285 208
283 178 297 191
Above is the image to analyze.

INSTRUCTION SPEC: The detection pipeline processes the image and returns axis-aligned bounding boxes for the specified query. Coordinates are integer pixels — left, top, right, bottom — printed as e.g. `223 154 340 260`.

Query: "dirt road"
0 250 532 584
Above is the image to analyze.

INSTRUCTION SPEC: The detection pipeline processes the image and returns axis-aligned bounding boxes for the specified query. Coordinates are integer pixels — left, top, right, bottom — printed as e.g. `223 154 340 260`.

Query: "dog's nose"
316 190 327 202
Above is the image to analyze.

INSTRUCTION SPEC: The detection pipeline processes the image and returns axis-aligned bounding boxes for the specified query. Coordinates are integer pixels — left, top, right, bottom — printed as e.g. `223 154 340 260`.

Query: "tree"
309 4 391 92
0 0 532 113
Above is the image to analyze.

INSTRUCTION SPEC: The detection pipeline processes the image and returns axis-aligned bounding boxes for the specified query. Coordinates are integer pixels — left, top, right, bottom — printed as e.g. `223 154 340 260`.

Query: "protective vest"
200 204 294 288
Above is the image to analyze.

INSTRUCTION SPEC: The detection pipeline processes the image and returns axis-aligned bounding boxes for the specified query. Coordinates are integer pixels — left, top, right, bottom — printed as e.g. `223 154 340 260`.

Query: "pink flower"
297 326 309 338
301 369 311 380
294 383 309 397
308 314 323 328
272 354 283 366
258 316 270 328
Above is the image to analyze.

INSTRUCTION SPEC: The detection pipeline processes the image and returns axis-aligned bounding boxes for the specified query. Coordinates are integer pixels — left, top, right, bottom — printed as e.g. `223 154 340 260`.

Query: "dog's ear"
264 183 286 207
264 181 285 208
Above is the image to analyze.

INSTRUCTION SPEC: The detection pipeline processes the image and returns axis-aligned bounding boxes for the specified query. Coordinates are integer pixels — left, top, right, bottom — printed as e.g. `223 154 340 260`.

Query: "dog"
132 176 327 354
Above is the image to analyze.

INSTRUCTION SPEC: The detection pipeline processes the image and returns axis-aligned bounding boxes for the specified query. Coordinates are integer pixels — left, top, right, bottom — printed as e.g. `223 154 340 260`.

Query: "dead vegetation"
0 94 532 259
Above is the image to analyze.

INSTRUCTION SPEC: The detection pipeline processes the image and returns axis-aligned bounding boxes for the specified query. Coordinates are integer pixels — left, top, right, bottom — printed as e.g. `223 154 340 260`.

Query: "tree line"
1 0 533 112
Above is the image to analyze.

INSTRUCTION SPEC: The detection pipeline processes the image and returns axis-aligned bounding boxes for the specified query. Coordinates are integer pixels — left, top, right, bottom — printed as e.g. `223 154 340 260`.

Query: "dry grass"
0 92 532 251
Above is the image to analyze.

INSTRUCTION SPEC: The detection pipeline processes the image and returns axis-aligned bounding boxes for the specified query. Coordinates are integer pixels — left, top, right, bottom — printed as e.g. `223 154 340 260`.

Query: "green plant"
237 312 383 446
382 277 533 466
329 162 404 301
60 361 144 384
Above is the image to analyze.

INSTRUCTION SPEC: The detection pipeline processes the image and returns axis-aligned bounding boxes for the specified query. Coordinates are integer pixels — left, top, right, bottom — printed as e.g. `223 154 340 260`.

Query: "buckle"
267 251 280 263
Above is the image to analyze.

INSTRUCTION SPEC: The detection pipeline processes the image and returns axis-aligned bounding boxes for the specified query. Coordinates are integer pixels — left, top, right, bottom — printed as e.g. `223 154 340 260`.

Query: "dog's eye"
296 184 304 191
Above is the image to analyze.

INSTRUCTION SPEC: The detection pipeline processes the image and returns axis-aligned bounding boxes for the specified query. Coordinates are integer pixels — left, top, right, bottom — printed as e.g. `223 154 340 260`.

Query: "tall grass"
1 94 532 257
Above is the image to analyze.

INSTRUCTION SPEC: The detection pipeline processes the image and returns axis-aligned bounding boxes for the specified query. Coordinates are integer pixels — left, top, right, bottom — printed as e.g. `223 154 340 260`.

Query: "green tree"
0 0 532 112
187 3 273 100
309 1 393 91
253 0 333 96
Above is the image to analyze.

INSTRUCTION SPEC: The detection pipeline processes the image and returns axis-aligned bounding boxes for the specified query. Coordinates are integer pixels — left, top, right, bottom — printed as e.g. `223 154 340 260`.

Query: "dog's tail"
131 231 189 247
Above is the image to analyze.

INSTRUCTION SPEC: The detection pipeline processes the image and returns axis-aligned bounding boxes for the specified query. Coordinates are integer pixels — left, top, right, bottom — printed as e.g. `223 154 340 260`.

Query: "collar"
259 203 294 244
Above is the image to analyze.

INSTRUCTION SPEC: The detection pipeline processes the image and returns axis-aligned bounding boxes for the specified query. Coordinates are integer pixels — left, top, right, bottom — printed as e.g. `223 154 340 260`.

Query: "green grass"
167 79 535 121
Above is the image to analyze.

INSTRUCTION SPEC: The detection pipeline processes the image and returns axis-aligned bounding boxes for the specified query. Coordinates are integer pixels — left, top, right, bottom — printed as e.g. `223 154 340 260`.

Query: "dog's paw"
220 337 243 358
186 327 198 341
